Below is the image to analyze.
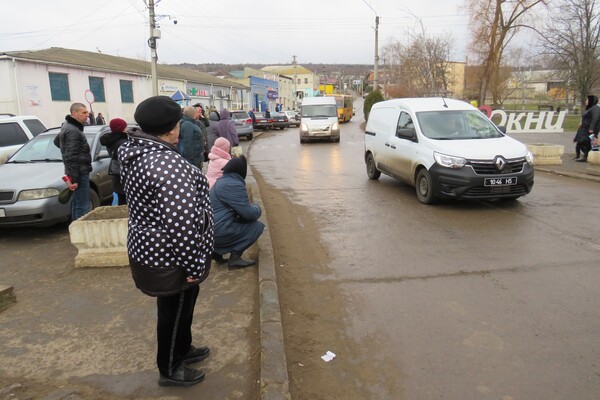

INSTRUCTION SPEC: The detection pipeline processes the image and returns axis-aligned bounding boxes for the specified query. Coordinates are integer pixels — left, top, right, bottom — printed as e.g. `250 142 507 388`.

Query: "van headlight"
332 122 339 131
300 123 308 133
434 152 467 169
526 151 534 166
18 188 60 201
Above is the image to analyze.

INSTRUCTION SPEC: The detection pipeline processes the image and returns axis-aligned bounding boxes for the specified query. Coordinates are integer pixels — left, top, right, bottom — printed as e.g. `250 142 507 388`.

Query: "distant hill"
173 63 372 79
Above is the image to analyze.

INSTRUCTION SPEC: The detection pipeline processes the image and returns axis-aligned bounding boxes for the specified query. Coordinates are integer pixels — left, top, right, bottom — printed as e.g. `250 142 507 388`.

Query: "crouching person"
210 155 264 269
118 96 214 387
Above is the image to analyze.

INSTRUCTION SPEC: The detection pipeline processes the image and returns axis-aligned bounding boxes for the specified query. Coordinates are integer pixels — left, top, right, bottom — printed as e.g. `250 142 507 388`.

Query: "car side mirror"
397 127 417 141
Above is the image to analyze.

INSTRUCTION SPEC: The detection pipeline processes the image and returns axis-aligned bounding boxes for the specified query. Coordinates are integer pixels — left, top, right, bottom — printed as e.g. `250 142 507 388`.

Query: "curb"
0 285 16 312
245 132 292 400
535 166 600 183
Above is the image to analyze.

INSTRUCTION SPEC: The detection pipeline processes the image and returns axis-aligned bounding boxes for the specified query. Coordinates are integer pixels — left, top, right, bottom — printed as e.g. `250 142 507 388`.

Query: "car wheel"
366 153 380 180
280 127 285 130
89 189 101 210
415 169 436 204
247 134 253 140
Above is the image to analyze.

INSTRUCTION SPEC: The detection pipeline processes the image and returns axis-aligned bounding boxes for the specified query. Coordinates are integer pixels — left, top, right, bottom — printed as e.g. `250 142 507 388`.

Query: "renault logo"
494 156 507 172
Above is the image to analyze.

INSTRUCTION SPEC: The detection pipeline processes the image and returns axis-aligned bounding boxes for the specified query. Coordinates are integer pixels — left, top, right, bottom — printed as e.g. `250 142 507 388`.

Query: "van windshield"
301 104 337 118
416 110 504 140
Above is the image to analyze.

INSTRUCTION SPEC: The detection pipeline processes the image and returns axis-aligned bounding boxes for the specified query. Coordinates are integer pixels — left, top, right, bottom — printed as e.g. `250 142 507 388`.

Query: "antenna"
442 97 448 108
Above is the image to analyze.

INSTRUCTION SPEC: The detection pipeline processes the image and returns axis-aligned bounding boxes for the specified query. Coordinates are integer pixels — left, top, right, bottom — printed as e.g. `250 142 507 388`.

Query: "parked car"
364 98 534 204
0 115 47 164
0 125 116 227
253 112 273 130
230 110 254 140
270 112 289 130
284 111 300 127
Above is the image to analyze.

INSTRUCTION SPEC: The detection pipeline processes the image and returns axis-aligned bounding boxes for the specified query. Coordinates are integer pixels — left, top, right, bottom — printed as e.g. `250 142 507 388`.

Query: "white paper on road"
321 350 336 362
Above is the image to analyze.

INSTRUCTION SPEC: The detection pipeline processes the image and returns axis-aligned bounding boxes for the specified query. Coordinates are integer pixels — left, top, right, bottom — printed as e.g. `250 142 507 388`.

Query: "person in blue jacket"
210 155 264 269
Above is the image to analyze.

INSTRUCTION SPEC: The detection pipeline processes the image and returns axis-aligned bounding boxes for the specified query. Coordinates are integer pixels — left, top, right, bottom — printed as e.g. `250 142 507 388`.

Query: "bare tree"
381 23 454 97
467 0 546 105
538 0 600 109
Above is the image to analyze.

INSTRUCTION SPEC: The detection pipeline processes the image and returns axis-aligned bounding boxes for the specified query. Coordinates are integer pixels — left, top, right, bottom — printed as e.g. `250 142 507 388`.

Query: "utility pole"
148 0 159 96
373 16 379 93
292 55 298 110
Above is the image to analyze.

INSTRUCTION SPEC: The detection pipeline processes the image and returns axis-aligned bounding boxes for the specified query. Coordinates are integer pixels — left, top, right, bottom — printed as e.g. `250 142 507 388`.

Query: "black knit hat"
223 155 247 179
134 96 182 135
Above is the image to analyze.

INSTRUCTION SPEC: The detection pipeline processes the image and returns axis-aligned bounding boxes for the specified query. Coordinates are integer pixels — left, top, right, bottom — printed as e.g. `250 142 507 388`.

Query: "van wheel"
366 153 380 180
416 169 436 204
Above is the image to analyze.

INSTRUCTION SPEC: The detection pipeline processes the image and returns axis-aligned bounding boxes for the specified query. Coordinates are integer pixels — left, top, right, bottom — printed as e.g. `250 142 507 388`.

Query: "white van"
364 98 534 204
299 96 340 143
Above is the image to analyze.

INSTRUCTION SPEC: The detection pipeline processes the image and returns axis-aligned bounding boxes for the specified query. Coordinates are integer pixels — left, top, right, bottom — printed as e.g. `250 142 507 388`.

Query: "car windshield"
272 112 285 118
301 104 337 118
8 132 95 163
416 110 503 140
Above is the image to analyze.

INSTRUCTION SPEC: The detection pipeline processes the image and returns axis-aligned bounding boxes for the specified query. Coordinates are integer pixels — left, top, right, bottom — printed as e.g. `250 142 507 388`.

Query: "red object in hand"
62 175 72 185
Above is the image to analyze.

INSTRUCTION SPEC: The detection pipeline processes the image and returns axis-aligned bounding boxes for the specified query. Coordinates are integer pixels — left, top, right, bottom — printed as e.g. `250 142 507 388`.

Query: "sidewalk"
508 131 600 183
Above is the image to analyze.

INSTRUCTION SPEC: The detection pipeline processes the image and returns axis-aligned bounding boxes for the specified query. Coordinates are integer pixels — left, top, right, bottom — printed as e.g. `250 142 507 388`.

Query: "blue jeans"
71 173 90 220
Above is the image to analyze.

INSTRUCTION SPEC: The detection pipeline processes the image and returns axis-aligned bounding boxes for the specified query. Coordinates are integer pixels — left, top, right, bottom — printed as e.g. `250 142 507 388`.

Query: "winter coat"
207 111 221 150
53 115 92 184
99 130 128 194
216 110 239 148
206 138 231 188
209 159 264 255
179 115 204 165
582 96 600 137
118 131 214 296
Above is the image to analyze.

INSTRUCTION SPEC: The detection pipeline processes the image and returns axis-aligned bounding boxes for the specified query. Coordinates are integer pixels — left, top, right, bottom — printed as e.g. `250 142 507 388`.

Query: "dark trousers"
580 140 591 159
156 284 199 376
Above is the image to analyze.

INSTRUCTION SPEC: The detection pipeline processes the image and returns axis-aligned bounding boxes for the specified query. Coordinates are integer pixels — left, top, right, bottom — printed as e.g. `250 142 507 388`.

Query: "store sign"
160 83 179 92
479 106 566 133
267 90 279 100
188 87 209 97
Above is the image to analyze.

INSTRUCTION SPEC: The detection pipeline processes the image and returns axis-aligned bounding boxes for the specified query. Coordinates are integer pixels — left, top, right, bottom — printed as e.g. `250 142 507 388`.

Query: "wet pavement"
1 128 598 400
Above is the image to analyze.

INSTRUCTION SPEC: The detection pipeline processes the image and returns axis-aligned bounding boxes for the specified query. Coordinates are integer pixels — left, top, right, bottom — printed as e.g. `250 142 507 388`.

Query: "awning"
170 90 191 101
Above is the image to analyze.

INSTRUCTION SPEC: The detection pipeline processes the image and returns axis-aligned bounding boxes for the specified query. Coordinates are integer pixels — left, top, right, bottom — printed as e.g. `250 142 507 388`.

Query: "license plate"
484 177 517 186
0 209 5 217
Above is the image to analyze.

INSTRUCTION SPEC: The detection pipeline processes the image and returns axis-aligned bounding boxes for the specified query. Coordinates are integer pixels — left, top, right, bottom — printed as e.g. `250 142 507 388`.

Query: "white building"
0 47 249 127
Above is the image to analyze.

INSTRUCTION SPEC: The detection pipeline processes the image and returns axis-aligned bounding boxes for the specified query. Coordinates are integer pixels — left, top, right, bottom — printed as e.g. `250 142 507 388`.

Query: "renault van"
299 96 340 143
364 98 534 204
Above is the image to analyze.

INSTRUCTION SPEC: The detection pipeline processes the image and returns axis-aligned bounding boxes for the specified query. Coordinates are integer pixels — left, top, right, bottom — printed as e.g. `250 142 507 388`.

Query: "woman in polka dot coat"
118 96 214 387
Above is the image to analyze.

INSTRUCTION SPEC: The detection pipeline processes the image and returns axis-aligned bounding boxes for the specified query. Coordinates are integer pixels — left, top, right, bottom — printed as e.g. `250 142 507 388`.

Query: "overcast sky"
3 0 489 66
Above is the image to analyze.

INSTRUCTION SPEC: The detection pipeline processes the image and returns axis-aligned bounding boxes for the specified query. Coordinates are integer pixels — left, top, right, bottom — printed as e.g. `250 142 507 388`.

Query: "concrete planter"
588 150 600 166
527 143 564 165
69 205 129 268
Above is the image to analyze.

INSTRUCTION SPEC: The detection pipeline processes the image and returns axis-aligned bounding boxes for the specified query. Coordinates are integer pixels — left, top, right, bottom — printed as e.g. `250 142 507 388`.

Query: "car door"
386 111 419 183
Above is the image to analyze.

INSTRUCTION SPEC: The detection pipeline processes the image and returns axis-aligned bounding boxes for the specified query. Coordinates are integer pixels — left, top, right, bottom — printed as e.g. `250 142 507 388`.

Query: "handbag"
231 145 243 158
108 158 121 175
576 127 591 144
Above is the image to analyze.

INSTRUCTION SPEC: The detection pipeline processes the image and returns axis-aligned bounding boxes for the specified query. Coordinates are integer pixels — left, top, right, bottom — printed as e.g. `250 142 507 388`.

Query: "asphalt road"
249 102 600 399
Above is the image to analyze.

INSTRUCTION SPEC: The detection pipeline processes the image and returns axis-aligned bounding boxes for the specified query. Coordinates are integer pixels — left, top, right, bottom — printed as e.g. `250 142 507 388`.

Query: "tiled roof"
261 65 313 76
0 47 247 89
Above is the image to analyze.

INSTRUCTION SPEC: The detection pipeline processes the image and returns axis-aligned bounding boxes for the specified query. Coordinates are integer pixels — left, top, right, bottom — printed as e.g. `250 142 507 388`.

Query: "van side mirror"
397 127 417 141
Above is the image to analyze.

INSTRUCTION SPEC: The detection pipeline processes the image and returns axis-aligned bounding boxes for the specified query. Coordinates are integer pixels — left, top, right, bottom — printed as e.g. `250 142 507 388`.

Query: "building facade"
0 48 249 127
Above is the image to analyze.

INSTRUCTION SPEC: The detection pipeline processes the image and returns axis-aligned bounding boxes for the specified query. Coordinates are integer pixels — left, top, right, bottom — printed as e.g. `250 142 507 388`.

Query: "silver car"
0 126 114 227
231 110 254 140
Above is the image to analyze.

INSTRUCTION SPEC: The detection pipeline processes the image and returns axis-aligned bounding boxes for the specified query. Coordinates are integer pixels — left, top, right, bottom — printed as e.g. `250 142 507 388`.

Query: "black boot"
228 252 256 269
212 252 228 264
158 363 205 387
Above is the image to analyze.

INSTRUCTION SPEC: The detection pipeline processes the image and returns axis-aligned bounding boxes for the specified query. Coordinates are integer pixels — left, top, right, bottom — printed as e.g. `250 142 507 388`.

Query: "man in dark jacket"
119 96 214 388
210 155 264 269
53 103 92 220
